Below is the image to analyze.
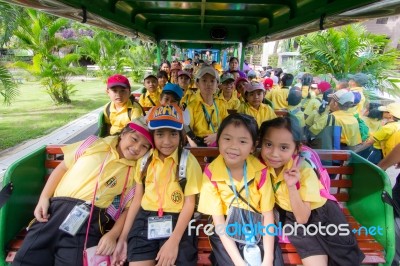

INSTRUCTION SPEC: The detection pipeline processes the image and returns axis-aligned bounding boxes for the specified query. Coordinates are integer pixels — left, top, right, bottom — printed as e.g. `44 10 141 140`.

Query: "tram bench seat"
1 146 393 265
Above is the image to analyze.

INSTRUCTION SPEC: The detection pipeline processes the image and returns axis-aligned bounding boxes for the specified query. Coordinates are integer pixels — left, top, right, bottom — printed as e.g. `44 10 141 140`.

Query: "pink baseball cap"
263 78 274 90
107 74 130 89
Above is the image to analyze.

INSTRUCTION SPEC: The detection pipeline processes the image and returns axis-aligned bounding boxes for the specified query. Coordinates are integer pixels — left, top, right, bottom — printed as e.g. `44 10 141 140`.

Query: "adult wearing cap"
238 81 277 128
217 73 241 110
170 61 182 84
139 72 160 108
355 102 400 164
266 73 294 110
304 81 332 119
103 74 144 135
186 66 228 147
348 73 369 115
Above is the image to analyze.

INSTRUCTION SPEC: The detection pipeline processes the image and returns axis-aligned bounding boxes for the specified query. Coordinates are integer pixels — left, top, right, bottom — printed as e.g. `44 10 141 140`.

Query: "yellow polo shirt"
135 149 202 213
181 89 197 107
288 106 305 128
308 112 330 136
269 158 326 212
372 122 400 149
304 95 322 117
332 110 362 146
238 102 277 128
305 108 329 128
139 90 161 108
266 87 289 110
217 92 241 110
362 116 381 137
187 93 228 138
198 155 274 215
104 100 143 135
55 136 136 208
348 87 366 115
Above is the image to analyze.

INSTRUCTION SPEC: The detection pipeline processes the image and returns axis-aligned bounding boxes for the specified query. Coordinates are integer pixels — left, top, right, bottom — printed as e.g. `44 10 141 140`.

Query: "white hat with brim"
378 103 400 119
328 89 354 105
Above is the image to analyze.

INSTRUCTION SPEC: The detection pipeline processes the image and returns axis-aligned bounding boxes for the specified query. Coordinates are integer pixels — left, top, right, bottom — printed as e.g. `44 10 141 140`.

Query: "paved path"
0 107 101 181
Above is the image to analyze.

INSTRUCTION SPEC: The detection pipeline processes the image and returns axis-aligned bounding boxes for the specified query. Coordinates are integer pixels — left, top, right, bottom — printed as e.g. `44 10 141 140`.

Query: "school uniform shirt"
372 121 400 150
238 102 277 128
288 105 305 128
266 87 289 110
303 94 322 117
305 108 329 128
308 111 330 136
198 155 274 215
217 92 241 110
104 100 143 135
301 85 309 99
135 149 202 213
332 110 362 146
348 87 366 115
362 116 381 137
269 158 326 212
187 93 228 138
55 136 136 209
181 89 197 107
138 90 161 108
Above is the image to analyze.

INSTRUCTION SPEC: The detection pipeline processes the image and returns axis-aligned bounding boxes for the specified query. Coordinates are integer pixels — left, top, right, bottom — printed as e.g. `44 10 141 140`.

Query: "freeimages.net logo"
188 220 384 238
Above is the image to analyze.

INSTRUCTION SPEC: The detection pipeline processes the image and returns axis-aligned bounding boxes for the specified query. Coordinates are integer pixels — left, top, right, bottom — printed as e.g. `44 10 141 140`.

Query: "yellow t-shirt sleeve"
197 174 224 215
373 125 396 142
259 177 275 212
184 155 203 196
299 162 323 203
61 141 85 169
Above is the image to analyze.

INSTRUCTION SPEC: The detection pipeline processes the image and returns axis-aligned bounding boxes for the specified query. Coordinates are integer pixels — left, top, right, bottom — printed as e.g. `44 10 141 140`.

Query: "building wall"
362 16 400 49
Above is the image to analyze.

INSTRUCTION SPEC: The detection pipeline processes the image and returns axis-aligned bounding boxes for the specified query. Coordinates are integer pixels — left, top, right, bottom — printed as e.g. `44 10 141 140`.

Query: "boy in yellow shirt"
186 66 228 146
139 72 161 108
238 81 277 128
217 73 241 111
103 74 144 135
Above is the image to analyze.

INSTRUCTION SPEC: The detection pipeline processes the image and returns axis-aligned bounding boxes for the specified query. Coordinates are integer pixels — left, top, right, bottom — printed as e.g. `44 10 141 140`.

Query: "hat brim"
162 89 183 100
148 120 183 130
378 106 388 112
144 75 157 80
221 78 235 83
108 82 130 88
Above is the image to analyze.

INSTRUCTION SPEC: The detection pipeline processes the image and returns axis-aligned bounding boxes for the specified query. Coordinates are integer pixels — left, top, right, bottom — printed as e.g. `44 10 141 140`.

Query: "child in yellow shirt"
103 74 144 135
13 120 153 266
238 81 277 128
198 113 283 265
259 116 364 266
113 104 202 265
139 72 160 108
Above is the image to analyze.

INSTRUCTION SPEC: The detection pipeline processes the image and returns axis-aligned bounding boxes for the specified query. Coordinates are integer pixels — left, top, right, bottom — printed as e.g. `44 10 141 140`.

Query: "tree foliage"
13 9 81 104
297 24 400 96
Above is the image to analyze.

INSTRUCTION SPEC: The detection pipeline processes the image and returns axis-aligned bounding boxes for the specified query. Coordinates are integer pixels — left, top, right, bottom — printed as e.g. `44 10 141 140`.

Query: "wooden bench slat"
46 146 64 154
45 160 61 169
326 166 354 175
331 179 352 188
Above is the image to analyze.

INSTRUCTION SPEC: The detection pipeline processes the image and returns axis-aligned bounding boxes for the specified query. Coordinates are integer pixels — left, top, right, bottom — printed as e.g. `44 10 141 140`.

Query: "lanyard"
271 176 281 193
153 160 175 217
201 101 219 133
226 162 253 226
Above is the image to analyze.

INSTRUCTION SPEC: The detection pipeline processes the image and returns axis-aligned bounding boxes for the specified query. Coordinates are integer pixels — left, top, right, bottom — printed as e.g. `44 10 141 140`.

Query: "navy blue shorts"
127 207 197 265
282 200 365 266
13 197 111 266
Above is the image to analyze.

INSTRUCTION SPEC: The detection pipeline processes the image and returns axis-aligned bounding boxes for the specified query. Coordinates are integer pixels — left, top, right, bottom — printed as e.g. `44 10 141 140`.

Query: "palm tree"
0 2 20 105
297 24 400 96
13 9 81 104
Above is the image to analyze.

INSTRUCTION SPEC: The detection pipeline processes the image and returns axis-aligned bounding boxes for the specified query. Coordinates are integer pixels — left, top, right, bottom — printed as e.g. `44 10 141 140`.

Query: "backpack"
354 113 370 142
75 135 135 220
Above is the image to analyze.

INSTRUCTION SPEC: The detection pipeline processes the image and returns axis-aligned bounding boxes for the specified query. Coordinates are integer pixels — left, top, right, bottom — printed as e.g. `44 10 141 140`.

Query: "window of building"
376 18 389 24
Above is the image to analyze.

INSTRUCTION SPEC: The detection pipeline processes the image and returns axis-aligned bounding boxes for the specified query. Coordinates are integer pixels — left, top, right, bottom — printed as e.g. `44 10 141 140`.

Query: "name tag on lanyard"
147 215 172 239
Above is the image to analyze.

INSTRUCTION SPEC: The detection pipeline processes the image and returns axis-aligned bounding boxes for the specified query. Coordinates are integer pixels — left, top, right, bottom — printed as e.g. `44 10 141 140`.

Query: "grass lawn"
0 78 143 151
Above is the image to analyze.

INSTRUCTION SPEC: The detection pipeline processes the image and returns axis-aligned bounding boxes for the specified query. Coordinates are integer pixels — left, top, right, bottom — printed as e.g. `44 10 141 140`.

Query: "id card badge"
59 203 90 236
147 215 172 240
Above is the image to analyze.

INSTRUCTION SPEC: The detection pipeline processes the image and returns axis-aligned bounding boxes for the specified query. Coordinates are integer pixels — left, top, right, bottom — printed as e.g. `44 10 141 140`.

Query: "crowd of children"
15 58 400 266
